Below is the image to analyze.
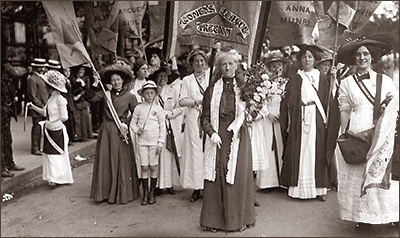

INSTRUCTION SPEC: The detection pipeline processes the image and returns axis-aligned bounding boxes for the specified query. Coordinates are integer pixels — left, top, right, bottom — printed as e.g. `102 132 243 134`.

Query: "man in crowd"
2 59 25 177
26 58 48 155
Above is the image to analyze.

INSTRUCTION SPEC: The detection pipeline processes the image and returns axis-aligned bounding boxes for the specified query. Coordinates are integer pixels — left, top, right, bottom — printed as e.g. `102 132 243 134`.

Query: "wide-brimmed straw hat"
31 58 47 67
47 59 61 69
137 80 158 97
40 70 67 93
315 51 334 66
263 50 289 66
99 61 134 84
296 44 324 61
337 34 392 65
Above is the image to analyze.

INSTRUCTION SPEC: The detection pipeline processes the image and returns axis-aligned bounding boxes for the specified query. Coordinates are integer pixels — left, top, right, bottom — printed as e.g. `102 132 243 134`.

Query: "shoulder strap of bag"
352 74 374 105
346 73 383 131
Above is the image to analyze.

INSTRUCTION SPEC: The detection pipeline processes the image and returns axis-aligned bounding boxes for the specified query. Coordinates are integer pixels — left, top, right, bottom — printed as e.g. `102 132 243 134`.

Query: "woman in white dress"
149 66 183 196
28 70 74 186
336 35 399 229
279 44 329 201
255 51 288 193
179 49 210 202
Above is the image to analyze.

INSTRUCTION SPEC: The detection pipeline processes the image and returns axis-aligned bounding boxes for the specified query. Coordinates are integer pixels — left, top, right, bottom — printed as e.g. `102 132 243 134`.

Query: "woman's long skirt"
180 107 204 189
42 125 74 184
337 147 399 224
90 120 140 204
288 105 327 198
200 123 256 231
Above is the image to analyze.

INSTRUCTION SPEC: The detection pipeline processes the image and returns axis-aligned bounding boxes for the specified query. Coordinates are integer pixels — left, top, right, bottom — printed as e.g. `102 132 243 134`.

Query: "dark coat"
279 71 329 188
70 74 90 110
1 68 18 121
26 72 48 118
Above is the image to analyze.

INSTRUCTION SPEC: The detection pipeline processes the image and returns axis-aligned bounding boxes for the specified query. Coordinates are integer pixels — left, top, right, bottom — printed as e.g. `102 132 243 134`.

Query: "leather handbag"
337 73 382 164
337 127 375 164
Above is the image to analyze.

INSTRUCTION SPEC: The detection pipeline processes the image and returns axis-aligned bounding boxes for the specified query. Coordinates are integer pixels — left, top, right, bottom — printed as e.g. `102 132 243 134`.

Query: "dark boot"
148 178 157 205
141 178 149 206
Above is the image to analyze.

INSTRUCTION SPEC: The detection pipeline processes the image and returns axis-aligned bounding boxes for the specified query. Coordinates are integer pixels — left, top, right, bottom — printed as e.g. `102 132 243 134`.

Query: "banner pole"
326 1 341 128
59 2 129 143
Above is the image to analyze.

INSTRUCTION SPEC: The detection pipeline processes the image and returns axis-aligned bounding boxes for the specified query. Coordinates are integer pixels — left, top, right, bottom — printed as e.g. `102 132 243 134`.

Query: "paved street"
1 158 399 237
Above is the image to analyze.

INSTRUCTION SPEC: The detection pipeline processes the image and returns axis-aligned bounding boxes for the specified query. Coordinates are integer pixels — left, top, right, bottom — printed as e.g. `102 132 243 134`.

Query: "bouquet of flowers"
239 62 289 125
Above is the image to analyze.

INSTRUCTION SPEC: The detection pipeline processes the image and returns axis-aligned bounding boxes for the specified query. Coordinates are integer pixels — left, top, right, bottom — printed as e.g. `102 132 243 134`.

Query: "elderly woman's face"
355 46 372 70
137 64 149 80
300 50 315 71
219 55 237 78
192 54 206 74
110 74 124 91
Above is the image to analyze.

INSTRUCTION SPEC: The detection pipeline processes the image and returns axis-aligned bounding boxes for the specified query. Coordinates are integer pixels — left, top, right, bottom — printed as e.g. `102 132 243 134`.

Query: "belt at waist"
301 101 315 106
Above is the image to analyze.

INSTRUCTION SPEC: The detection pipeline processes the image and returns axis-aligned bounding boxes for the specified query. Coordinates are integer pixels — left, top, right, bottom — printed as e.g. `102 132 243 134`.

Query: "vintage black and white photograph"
1 1 399 236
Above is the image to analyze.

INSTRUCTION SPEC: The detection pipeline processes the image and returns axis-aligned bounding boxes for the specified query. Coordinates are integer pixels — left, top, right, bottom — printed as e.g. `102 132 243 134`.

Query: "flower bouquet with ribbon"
239 62 288 125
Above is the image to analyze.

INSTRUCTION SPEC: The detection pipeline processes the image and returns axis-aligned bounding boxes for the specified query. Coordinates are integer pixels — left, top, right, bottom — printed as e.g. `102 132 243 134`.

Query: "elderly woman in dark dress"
85 61 140 204
200 48 256 232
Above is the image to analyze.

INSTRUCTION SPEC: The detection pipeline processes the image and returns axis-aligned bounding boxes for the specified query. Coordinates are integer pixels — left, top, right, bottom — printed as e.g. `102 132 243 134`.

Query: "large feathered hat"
99 61 134 84
337 34 392 65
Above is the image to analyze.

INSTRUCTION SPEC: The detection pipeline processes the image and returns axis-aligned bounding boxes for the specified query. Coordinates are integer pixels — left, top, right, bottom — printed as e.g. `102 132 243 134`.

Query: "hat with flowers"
40 70 67 93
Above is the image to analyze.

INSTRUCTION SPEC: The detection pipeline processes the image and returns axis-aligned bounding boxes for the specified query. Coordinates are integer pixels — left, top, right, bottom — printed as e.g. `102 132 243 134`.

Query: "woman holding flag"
85 60 140 205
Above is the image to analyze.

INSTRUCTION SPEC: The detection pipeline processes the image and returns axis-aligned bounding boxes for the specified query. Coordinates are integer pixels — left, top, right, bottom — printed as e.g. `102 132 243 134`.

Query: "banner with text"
267 1 318 48
114 1 147 39
169 1 262 59
85 1 118 57
42 1 91 69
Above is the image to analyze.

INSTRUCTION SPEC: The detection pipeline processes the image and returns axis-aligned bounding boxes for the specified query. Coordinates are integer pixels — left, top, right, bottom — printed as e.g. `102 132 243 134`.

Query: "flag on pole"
327 1 381 32
42 1 91 69
313 1 382 50
148 1 168 44
267 1 318 48
85 1 119 57
113 1 147 39
165 1 262 63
